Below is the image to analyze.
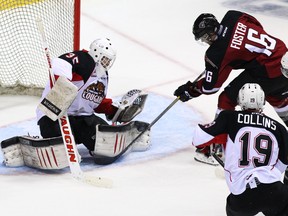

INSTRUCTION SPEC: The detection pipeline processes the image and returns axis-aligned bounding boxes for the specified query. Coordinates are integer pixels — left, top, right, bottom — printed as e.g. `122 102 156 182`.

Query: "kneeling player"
1 38 151 170
1 89 150 170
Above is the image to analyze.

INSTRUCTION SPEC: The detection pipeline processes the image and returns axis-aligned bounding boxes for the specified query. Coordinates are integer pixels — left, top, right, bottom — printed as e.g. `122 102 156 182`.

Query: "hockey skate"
194 144 223 166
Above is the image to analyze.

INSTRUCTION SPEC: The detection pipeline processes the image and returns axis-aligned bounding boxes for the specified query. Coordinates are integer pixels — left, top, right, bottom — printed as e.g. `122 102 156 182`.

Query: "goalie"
1 37 150 170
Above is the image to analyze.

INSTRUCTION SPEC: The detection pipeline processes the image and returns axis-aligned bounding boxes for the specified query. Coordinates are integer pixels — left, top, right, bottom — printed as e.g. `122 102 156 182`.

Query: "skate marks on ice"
0 92 202 175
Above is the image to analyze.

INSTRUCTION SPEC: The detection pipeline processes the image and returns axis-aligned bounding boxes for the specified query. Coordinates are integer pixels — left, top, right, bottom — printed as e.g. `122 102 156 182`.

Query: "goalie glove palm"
110 89 148 123
174 81 201 102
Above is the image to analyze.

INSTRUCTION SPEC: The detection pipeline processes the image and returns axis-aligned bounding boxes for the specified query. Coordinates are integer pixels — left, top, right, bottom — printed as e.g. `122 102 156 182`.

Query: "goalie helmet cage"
0 0 81 96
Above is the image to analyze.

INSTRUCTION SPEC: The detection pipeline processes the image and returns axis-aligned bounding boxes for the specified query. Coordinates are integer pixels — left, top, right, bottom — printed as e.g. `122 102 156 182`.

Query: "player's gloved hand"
174 81 201 102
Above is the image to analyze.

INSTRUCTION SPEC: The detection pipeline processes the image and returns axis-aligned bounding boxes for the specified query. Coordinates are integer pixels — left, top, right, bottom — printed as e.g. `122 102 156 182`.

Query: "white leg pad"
21 144 69 169
2 144 24 167
1 136 72 170
94 130 132 157
132 130 150 151
94 121 151 157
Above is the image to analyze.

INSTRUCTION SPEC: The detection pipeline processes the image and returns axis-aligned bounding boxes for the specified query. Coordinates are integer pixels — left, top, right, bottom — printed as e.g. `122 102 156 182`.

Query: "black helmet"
192 13 219 40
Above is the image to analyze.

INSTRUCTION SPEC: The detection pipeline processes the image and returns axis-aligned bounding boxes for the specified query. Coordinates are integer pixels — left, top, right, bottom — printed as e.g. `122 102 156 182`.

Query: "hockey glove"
174 81 201 102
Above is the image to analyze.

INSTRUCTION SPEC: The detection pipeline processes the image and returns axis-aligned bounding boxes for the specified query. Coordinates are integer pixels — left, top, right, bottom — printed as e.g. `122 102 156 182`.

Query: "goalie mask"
88 38 117 70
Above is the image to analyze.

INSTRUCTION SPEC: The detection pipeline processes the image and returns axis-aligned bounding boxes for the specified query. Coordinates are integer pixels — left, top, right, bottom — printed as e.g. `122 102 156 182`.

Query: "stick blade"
214 167 225 179
73 174 113 188
93 155 120 165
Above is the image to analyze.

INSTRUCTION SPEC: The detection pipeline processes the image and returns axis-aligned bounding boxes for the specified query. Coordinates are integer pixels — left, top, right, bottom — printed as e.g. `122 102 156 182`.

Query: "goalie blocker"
37 76 78 121
1 121 150 170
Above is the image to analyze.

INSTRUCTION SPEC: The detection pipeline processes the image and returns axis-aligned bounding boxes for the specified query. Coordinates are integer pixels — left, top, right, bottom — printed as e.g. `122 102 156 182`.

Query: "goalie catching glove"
107 89 148 123
174 81 201 102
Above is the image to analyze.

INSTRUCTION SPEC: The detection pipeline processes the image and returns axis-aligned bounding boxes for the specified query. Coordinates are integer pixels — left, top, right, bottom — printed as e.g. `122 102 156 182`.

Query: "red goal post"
0 0 81 96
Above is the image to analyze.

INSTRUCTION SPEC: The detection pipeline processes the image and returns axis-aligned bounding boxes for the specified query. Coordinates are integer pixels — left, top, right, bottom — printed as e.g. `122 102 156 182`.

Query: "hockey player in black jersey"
193 83 288 216
174 10 288 170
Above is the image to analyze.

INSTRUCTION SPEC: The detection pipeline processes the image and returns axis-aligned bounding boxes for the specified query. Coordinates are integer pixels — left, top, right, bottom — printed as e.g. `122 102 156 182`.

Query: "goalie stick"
36 18 112 188
94 71 206 165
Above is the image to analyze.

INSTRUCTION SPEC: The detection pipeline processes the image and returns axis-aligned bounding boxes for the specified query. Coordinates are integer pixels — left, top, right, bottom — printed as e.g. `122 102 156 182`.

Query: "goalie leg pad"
93 121 151 158
19 136 69 170
1 136 71 170
1 137 24 167
131 122 150 152
37 76 78 121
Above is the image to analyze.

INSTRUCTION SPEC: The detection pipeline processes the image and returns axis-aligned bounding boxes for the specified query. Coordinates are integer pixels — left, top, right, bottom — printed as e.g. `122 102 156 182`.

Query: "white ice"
1 0 288 215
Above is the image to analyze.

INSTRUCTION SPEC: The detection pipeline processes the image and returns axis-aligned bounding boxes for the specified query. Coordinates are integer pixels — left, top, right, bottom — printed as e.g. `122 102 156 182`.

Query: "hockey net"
0 0 80 96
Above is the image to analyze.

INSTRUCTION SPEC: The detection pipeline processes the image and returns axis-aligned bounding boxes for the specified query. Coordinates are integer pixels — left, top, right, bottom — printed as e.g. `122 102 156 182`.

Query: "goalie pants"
38 115 108 151
226 181 288 216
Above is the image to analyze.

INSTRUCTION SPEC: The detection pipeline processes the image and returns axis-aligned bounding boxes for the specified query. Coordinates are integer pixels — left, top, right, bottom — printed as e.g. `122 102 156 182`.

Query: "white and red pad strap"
93 120 151 157
38 76 78 121
1 136 75 170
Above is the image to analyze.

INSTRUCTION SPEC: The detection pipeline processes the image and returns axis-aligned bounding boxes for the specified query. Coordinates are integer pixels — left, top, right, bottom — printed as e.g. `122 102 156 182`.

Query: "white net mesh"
0 0 80 96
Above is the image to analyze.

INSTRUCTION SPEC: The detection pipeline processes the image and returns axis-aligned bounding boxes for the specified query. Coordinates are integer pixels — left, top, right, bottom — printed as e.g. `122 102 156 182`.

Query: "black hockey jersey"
197 10 288 95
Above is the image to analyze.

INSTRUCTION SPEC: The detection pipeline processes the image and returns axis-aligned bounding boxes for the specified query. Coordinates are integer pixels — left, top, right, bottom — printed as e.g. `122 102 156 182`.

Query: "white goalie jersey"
36 51 110 121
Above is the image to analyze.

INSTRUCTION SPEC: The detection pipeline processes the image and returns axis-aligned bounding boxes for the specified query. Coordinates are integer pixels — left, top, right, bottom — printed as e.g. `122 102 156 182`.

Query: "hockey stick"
94 72 206 165
36 18 112 188
211 152 224 167
212 152 225 179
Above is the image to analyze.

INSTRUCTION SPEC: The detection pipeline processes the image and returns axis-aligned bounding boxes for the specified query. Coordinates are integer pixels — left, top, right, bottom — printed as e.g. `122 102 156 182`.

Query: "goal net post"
0 0 81 96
